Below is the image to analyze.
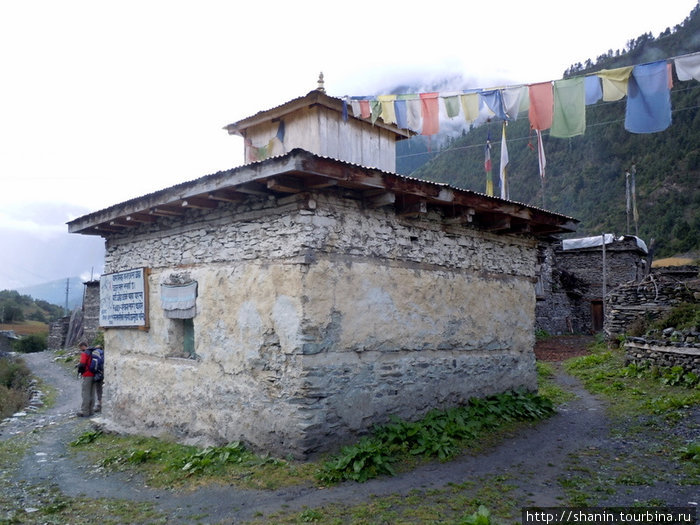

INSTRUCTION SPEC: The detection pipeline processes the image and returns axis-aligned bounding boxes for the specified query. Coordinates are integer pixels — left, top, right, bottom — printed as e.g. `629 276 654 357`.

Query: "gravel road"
2 345 697 524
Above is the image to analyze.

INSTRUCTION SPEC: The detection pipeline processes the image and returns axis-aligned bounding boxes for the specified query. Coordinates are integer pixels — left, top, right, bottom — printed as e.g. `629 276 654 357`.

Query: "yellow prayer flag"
460 93 480 123
377 95 397 125
597 66 634 101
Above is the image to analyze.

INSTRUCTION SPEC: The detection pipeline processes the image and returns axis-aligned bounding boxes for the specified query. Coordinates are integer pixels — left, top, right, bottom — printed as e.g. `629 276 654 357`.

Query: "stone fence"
605 268 699 341
624 336 700 376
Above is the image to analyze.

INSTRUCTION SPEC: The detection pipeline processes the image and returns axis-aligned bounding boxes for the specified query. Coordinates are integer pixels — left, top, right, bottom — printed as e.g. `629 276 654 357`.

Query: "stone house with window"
68 88 575 457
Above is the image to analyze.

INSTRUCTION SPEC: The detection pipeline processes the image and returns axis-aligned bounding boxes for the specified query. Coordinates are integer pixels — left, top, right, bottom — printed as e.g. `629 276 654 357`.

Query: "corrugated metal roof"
67 148 577 236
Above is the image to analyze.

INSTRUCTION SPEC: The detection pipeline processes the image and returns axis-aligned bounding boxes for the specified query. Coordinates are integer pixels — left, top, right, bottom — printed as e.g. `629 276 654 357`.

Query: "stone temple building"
68 87 576 457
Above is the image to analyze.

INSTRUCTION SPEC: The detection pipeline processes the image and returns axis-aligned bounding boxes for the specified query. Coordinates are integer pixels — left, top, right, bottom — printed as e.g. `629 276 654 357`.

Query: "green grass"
559 340 700 505
251 476 516 525
69 430 317 491
537 362 576 405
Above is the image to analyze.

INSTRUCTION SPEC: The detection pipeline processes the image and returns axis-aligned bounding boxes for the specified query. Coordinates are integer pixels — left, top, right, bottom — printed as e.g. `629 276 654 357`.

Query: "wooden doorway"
591 300 604 332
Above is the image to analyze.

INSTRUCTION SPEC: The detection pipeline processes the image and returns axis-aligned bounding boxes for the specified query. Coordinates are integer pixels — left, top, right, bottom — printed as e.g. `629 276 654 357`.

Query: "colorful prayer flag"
377 95 397 124
484 132 493 196
536 130 546 180
597 66 634 101
420 92 440 135
674 51 700 81
500 122 509 200
551 77 586 138
460 93 480 123
625 61 671 134
528 82 554 131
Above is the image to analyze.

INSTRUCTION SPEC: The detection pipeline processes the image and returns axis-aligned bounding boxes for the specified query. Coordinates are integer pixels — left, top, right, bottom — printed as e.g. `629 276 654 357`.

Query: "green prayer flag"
443 96 460 118
551 78 586 138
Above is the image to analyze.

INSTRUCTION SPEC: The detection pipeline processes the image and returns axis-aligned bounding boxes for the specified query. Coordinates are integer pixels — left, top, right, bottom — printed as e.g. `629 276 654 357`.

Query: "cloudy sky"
1 0 697 291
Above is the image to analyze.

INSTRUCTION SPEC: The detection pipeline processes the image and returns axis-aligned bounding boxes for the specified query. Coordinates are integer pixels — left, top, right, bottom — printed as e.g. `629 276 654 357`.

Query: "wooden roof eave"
294 154 576 234
67 155 305 235
223 90 413 140
67 149 576 237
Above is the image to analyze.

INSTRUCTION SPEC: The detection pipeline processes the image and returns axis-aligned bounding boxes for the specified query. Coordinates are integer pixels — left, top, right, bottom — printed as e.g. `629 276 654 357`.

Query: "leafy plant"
179 441 248 475
70 429 103 446
535 328 550 341
676 441 700 464
460 505 492 525
318 437 396 483
318 390 555 484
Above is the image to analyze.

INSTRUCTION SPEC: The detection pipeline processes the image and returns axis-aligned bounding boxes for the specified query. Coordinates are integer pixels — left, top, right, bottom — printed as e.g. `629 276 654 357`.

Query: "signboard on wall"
99 268 149 328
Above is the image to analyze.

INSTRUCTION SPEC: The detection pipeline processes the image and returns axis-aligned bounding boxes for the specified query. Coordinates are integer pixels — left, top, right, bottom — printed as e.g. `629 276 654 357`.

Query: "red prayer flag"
528 82 554 130
359 100 371 119
420 92 440 135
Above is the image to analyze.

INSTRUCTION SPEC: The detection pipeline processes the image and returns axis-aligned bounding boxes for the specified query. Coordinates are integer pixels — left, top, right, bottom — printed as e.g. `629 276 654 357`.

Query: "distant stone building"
68 88 575 457
535 234 649 335
47 281 101 350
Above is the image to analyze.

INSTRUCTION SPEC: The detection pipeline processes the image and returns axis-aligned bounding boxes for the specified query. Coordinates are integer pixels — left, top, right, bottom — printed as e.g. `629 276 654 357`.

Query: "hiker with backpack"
76 342 95 417
91 345 104 413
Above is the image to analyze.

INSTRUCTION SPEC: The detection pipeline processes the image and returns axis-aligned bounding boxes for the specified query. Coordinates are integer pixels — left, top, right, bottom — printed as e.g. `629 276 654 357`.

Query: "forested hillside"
403 5 699 258
0 290 64 324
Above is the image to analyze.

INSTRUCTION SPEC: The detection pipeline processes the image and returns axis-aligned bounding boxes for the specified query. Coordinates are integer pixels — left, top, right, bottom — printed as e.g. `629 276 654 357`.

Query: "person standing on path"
76 342 95 417
91 344 104 413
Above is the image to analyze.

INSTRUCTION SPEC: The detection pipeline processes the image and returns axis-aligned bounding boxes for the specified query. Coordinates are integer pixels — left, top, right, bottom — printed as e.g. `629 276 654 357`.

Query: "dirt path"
2 343 694 523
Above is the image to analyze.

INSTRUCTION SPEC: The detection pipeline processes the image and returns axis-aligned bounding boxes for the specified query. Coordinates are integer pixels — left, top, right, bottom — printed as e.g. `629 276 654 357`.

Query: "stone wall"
81 281 101 345
102 190 539 457
605 268 699 341
47 316 70 351
47 282 102 351
624 338 700 376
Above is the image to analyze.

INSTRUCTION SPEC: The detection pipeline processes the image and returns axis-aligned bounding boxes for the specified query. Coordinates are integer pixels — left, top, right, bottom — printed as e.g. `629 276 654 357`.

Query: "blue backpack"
89 348 104 381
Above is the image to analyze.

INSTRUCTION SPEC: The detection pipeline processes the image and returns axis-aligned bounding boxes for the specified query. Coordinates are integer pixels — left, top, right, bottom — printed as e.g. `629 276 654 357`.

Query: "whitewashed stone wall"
102 190 539 457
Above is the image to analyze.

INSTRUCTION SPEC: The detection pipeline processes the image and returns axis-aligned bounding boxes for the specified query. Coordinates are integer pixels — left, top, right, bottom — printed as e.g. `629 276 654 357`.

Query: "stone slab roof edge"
67 148 577 234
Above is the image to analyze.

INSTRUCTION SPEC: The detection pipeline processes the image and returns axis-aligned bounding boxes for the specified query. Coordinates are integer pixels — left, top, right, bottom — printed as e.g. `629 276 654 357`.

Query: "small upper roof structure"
224 78 413 173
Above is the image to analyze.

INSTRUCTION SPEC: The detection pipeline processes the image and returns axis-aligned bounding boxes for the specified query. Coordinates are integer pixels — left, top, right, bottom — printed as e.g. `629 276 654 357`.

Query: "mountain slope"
401 5 700 258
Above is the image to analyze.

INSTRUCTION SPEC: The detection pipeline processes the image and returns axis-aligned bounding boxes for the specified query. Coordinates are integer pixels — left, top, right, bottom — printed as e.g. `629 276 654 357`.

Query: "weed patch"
69 432 314 490
318 390 555 484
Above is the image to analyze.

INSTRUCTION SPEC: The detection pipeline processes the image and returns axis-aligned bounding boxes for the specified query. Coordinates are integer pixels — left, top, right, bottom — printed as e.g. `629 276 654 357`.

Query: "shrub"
649 303 700 333
12 334 47 353
0 356 32 419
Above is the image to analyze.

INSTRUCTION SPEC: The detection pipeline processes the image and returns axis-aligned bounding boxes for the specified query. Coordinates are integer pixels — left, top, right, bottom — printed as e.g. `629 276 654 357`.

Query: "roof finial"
317 72 325 93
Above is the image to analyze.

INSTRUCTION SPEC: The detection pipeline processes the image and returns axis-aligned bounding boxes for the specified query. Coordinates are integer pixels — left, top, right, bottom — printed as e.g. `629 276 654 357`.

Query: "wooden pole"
601 234 607 327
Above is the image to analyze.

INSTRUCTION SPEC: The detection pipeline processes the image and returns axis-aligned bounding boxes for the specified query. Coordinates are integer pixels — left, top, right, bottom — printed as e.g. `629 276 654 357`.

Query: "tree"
1 303 24 323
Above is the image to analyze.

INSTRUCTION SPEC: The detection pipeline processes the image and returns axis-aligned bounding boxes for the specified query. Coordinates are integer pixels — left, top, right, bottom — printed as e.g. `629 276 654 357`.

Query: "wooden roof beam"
150 205 185 217
444 208 475 225
366 191 396 208
182 197 218 210
96 223 126 232
207 189 244 203
236 182 271 196
109 218 132 228
398 200 427 218
478 215 511 232
267 175 304 194
126 213 156 224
